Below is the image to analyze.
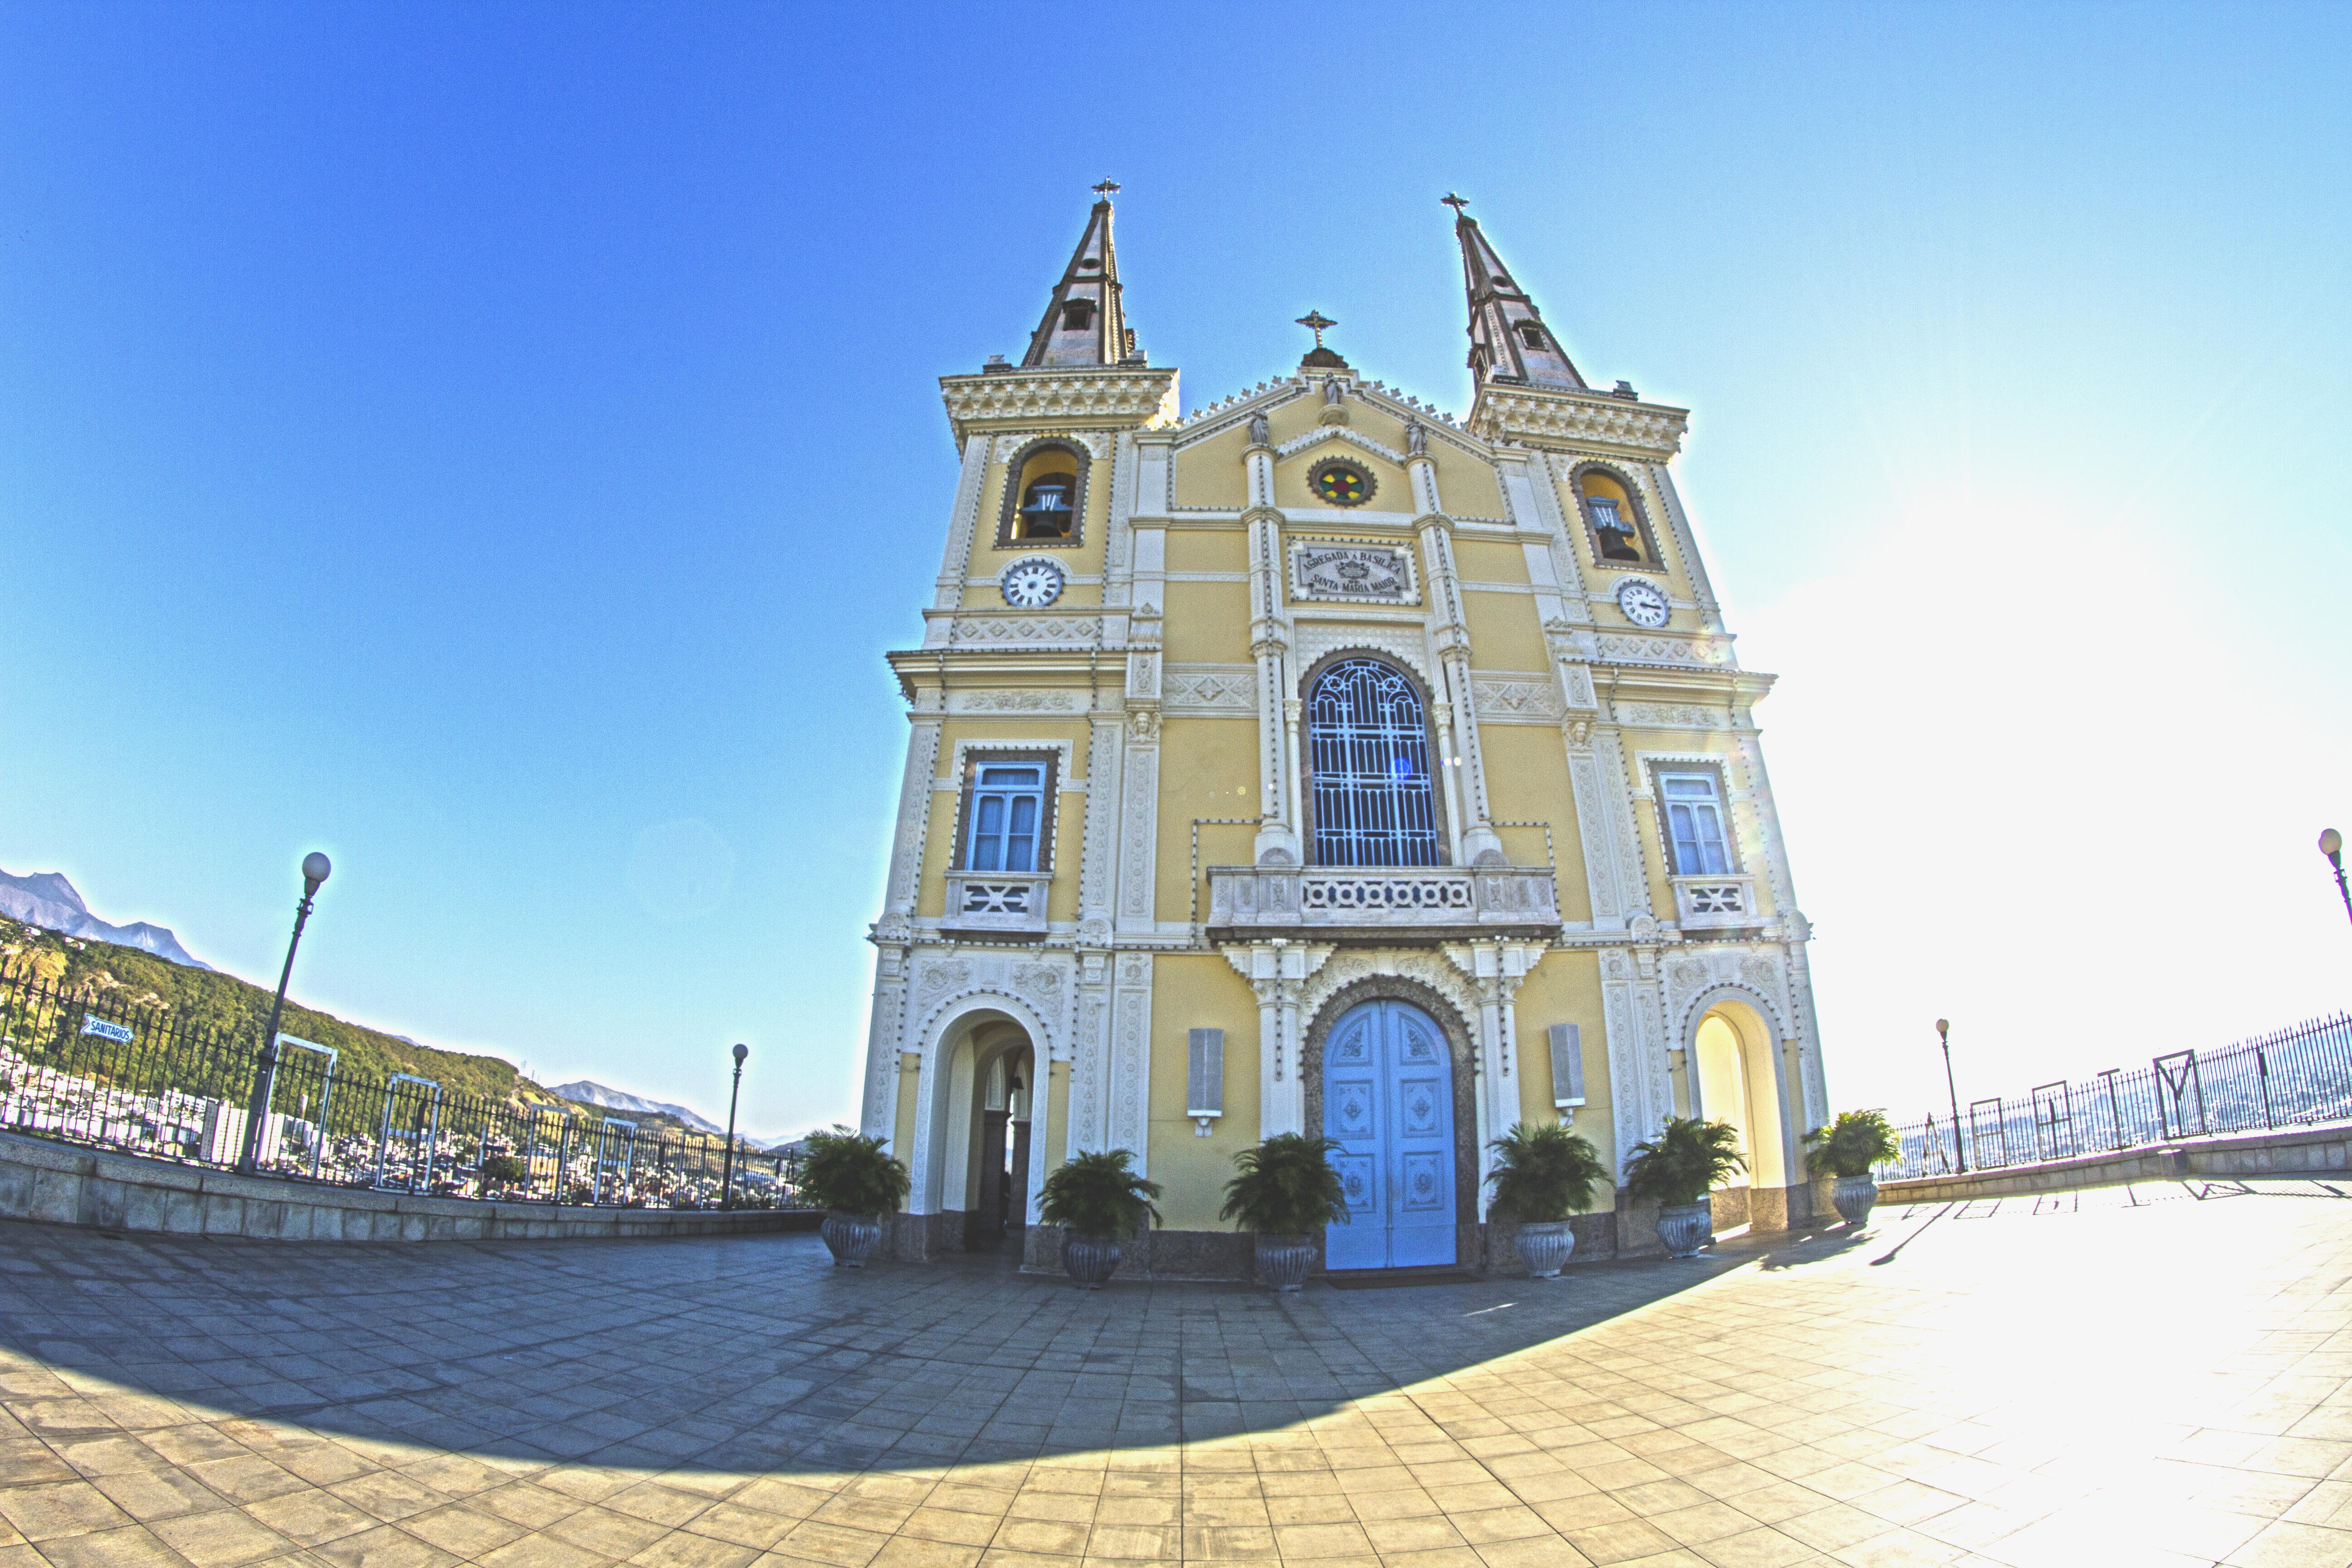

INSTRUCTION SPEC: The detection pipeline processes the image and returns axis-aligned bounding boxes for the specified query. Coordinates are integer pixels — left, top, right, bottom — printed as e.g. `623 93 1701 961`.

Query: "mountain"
549 1080 728 1137
0 869 210 969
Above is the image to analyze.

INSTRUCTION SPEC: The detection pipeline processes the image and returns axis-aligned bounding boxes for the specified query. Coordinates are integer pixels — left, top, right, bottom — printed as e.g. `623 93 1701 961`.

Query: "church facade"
857 190 1829 1275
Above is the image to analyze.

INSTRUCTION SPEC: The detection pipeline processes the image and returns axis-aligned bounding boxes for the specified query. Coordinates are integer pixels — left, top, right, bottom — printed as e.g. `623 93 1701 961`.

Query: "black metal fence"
1880 1012 2352 1180
0 962 808 1209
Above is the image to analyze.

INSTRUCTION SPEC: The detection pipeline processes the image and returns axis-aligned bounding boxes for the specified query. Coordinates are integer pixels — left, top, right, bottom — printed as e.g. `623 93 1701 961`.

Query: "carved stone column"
931 433 992 615
1108 953 1154 1167
1115 707 1161 936
1459 941 1534 1215
1068 951 1112 1156
1229 940 1308 1137
862 710 944 1139
1244 419 1300 866
1415 510 1503 866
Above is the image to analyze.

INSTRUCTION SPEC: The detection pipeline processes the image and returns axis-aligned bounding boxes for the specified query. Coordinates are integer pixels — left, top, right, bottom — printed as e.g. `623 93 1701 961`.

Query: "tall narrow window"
966 765 1045 872
1308 659 1443 867
1659 772 1731 875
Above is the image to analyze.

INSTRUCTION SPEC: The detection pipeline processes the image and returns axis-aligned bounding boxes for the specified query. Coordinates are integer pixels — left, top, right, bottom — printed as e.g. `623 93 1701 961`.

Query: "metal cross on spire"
1295 310 1337 349
1440 192 1471 217
1092 178 1121 198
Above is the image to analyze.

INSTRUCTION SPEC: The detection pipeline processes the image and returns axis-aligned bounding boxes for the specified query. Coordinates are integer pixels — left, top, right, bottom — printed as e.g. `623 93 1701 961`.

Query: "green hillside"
0 915 706 1134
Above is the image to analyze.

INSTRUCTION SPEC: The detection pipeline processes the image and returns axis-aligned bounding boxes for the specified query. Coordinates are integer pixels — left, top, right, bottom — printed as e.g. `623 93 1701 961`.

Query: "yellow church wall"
1164 526 1248 574
1043 1058 1069 1184
1161 582 1251 663
1431 455 1506 520
1475 726 1591 921
1144 955 1263 1230
1155 719 1260 925
1450 538 1531 584
1460 590 1550 670
1171 426 1250 509
892 1051 919 1161
1509 952 1622 1201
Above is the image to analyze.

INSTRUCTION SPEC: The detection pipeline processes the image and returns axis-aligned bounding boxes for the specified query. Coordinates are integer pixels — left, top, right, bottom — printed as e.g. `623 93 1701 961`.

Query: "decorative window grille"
1308 659 1443 868
965 764 1045 872
1659 772 1732 876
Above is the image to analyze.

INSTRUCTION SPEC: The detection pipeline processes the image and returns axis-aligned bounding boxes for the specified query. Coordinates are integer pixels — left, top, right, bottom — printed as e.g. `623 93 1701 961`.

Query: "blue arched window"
1307 658 1443 867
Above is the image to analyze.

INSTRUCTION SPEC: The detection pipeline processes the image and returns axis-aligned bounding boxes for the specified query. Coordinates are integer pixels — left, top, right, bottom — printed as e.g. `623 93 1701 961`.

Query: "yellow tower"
858 190 1828 1274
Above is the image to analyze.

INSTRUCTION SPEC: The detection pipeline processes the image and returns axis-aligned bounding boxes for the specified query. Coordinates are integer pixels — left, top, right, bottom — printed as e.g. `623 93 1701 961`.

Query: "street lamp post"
237 852 332 1176
1937 1018 1966 1175
720 1043 748 1210
2323 829 2352 929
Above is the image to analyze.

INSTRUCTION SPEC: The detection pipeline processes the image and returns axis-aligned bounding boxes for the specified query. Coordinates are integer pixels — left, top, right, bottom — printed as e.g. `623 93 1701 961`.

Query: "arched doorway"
1323 998 1456 1269
1686 995 1797 1225
922 1013 1037 1252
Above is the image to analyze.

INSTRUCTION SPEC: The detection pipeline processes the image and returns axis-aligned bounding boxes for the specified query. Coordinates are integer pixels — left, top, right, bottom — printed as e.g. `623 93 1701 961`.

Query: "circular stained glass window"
1310 460 1374 506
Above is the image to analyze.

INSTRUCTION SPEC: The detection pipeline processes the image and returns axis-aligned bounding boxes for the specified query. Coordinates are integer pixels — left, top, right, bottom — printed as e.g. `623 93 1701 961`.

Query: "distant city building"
857 190 1828 1271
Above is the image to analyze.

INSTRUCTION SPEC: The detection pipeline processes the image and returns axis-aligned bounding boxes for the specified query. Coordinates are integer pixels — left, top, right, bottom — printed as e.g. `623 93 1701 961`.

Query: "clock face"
1310 460 1374 506
1000 559 1065 608
1615 579 1671 629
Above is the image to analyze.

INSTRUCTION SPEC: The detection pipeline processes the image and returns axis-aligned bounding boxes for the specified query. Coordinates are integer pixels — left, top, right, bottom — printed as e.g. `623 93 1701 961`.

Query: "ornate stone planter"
1061 1232 1122 1289
1515 1220 1576 1279
1833 1174 1879 1227
1255 1234 1314 1292
820 1212 882 1268
1655 1201 1712 1259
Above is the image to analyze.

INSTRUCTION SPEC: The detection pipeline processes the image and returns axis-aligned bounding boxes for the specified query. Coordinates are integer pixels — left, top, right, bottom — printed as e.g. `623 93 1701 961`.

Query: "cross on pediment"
1295 311 1337 349
1092 178 1121 197
1441 192 1470 216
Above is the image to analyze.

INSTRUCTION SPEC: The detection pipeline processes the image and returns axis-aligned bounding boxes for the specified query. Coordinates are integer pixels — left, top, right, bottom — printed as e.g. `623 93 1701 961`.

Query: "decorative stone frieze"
1467 386 1689 457
941 368 1180 444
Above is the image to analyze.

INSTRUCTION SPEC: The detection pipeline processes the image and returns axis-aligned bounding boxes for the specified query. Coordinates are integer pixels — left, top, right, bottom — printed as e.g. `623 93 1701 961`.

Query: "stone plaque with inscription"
1290 542 1417 604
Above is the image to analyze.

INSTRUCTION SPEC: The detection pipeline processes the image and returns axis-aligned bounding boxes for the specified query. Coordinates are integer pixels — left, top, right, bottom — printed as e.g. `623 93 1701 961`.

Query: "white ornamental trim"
1469 673 1566 725
1163 664 1257 716
940 370 1180 443
1274 425 1406 465
1468 388 1688 456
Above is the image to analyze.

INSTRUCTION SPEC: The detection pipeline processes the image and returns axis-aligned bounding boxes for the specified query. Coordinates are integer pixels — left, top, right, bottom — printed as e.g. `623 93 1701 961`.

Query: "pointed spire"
1019 182 1137 369
1446 194 1586 392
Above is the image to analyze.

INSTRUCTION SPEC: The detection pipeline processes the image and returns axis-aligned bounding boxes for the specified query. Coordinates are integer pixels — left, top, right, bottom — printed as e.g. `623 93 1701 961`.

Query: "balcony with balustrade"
1205 864 1561 944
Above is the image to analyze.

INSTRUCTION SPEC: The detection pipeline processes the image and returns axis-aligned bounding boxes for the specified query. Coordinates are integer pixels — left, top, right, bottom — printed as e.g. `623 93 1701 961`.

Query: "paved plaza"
3 1184 2351 1567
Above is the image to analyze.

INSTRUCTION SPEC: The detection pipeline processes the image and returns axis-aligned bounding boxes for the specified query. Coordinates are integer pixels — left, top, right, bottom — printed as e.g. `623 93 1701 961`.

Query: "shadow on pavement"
0 1215 1838 1478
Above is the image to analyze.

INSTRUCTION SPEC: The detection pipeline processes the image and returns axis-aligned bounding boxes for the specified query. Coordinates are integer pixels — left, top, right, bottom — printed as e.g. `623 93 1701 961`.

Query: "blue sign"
81 1017 133 1044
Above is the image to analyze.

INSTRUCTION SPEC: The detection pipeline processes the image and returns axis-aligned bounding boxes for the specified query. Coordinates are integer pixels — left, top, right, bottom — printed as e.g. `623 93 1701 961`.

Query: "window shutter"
1548 1024 1586 1108
1187 1029 1224 1117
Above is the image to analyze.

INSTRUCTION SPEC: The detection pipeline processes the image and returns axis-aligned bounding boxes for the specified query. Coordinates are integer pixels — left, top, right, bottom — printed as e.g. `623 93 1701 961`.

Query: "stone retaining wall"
1878 1121 2352 1205
0 1128 819 1242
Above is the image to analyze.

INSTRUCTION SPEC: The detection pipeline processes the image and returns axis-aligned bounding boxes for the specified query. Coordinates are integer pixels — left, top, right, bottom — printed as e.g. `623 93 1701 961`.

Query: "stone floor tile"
32 1521 198 1568
0 1481 131 1543
2224 1518 2352 1567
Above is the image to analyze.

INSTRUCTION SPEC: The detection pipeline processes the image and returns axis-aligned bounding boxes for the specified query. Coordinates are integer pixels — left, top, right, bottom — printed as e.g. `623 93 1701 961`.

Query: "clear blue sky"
5 3 2347 1140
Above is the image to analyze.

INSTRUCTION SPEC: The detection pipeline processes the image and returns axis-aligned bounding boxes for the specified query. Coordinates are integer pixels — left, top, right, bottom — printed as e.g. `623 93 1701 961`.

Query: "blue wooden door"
1324 1000 1456 1269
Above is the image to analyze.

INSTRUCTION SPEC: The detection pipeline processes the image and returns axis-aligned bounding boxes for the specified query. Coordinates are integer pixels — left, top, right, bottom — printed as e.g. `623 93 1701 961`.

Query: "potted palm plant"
1623 1116 1746 1258
1804 1109 1900 1227
798 1127 910 1268
1220 1133 1348 1291
1485 1122 1606 1279
1037 1148 1160 1289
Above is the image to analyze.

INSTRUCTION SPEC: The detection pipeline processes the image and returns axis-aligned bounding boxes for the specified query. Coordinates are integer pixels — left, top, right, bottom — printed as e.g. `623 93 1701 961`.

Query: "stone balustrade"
1205 863 1560 942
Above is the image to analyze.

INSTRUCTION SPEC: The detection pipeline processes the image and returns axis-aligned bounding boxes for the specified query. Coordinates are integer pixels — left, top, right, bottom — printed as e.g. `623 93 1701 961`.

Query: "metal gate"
373 1073 442 1192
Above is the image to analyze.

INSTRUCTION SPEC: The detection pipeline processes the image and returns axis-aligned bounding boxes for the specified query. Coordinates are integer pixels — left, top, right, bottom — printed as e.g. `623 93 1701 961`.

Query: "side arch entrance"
1323 998 1456 1269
